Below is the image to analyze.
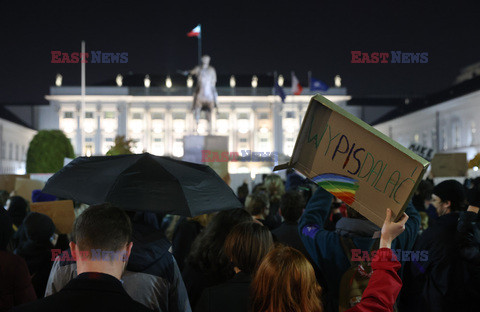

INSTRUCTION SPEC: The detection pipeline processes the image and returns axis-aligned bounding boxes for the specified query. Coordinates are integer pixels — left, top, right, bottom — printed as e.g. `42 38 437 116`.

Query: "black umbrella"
43 153 242 216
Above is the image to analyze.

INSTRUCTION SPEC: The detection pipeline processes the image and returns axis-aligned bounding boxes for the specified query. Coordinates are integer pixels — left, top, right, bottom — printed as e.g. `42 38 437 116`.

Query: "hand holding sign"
380 208 409 249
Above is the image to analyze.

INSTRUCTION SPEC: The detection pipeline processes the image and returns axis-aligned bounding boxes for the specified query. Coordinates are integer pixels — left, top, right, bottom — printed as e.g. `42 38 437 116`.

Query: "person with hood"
6 196 28 231
298 186 420 311
400 179 470 312
14 212 56 298
0 206 36 311
45 211 191 312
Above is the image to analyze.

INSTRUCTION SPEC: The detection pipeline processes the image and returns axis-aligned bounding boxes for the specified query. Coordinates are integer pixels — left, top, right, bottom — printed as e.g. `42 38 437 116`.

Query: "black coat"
14 241 53 299
13 272 154 312
272 221 309 256
400 212 475 312
194 272 251 312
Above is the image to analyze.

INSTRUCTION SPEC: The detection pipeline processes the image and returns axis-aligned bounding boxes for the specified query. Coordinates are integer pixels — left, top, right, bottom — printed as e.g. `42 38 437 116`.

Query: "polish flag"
291 73 303 95
187 25 201 37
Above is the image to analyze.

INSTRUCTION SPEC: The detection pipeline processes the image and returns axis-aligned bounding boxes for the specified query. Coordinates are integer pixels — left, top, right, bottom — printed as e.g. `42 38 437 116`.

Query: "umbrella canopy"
43 153 242 216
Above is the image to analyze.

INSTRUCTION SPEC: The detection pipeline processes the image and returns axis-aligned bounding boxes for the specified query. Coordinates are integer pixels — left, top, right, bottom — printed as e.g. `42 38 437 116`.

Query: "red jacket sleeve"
346 248 402 312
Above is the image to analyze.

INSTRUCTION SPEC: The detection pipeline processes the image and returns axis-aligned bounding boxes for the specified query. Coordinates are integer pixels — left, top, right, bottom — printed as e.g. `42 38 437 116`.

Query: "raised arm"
298 186 338 263
347 209 408 312
393 200 420 250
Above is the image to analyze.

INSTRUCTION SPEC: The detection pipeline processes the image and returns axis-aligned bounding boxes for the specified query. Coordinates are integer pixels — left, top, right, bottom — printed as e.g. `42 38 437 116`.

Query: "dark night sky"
1 0 479 104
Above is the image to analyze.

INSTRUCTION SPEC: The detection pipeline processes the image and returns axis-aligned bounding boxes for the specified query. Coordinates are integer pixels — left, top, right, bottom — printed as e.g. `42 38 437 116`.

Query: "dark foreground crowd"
1 172 479 312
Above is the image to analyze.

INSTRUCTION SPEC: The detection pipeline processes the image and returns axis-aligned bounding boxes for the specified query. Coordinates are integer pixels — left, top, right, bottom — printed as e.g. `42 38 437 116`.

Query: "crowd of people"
1 170 479 312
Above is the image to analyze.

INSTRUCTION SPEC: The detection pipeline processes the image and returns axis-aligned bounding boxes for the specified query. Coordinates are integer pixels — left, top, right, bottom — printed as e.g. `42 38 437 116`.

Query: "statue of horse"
187 55 218 133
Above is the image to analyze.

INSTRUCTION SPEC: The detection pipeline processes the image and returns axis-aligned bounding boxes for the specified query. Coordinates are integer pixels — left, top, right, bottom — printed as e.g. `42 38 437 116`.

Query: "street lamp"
187 75 194 88
116 74 123 87
278 75 284 87
251 75 258 88
166 76 172 88
55 74 63 87
144 75 151 88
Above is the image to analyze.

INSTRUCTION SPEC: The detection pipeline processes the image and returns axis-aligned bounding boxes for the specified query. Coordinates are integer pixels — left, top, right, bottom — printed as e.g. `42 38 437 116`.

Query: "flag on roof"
187 25 201 37
274 82 286 103
291 73 303 95
310 77 329 91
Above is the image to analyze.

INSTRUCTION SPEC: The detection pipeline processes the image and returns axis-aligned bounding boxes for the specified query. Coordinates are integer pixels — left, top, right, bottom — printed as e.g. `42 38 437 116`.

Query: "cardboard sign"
0 174 29 193
408 143 435 161
30 200 75 234
14 178 45 203
431 153 467 177
183 135 230 183
274 95 429 227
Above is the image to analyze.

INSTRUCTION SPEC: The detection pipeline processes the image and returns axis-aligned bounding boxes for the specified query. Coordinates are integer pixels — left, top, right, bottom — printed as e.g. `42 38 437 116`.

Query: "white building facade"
41 85 351 173
0 118 37 174
374 89 480 161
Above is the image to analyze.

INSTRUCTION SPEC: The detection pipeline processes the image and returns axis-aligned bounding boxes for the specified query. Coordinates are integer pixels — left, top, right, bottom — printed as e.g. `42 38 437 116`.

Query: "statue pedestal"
183 135 228 164
183 135 230 182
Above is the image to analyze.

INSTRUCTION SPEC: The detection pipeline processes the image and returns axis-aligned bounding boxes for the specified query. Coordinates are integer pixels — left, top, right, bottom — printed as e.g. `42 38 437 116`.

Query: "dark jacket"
128 222 191 312
14 241 53 299
272 220 309 256
0 251 36 311
14 272 154 312
172 219 203 271
194 272 251 312
456 211 480 310
457 211 480 264
401 212 475 312
264 200 281 230
298 187 420 311
182 263 225 309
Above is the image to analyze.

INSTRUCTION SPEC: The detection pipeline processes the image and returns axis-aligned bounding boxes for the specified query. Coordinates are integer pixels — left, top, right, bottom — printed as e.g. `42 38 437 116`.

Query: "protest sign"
274 94 429 227
408 143 435 161
431 153 467 177
30 200 75 234
0 174 29 193
183 135 230 183
14 178 45 202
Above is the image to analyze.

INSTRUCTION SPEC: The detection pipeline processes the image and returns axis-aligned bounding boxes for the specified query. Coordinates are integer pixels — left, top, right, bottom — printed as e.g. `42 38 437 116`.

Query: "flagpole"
81 40 86 156
198 24 202 65
308 70 312 90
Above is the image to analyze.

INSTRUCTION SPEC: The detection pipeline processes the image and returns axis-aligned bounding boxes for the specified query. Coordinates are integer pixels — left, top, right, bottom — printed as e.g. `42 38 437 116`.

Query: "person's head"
23 212 55 245
186 208 252 281
0 190 9 207
6 196 28 228
413 179 434 210
264 174 285 203
280 191 305 223
201 55 210 66
245 192 270 219
70 203 133 279
252 246 323 312
237 183 249 200
432 180 467 216
224 222 274 275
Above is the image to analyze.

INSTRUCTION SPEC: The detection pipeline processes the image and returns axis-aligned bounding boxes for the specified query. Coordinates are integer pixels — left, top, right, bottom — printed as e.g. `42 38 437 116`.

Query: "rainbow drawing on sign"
312 173 360 205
